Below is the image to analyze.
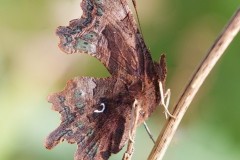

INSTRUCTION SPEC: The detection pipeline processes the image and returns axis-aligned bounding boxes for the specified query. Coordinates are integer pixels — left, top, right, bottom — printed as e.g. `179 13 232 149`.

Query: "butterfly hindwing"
45 77 136 159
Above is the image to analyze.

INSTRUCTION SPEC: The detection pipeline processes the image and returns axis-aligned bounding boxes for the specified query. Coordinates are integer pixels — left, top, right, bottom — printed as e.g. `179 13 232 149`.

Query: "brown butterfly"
45 0 167 159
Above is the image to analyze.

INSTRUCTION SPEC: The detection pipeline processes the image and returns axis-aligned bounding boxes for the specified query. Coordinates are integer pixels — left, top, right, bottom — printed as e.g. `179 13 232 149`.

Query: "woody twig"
148 8 240 160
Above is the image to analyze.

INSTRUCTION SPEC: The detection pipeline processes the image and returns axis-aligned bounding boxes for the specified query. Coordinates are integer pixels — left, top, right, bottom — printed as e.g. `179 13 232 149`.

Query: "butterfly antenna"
132 0 145 40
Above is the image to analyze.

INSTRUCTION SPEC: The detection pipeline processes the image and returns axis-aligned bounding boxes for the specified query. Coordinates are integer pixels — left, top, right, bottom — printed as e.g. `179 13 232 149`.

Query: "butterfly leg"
143 121 155 143
159 81 175 119
123 99 140 160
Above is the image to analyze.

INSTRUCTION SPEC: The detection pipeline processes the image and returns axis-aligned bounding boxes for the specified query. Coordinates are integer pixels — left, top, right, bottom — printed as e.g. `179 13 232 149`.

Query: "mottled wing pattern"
56 0 148 77
45 77 135 159
45 0 157 159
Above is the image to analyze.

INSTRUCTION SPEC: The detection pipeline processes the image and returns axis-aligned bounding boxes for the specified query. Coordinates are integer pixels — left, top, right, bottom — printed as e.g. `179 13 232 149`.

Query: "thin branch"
148 8 240 160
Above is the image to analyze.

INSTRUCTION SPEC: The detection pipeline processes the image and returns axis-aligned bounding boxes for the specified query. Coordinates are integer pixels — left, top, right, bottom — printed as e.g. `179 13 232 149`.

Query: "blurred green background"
0 0 239 160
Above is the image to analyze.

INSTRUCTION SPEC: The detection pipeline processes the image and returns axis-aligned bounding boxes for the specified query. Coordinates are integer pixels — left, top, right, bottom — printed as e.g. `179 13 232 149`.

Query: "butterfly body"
45 0 167 159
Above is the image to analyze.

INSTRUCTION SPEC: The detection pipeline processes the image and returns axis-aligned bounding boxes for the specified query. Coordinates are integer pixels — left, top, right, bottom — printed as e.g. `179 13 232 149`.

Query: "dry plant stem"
148 8 240 160
123 100 141 160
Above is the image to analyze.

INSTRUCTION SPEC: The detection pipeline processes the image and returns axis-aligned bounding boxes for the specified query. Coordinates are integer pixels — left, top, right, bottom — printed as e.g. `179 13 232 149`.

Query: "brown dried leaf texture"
45 0 167 159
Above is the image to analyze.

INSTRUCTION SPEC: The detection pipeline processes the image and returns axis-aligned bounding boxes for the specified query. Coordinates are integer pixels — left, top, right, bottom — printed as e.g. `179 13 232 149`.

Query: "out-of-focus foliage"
0 0 239 160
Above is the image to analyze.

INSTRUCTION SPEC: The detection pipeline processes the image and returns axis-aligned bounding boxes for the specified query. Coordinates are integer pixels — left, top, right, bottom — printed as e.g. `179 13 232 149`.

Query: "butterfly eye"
94 103 105 113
